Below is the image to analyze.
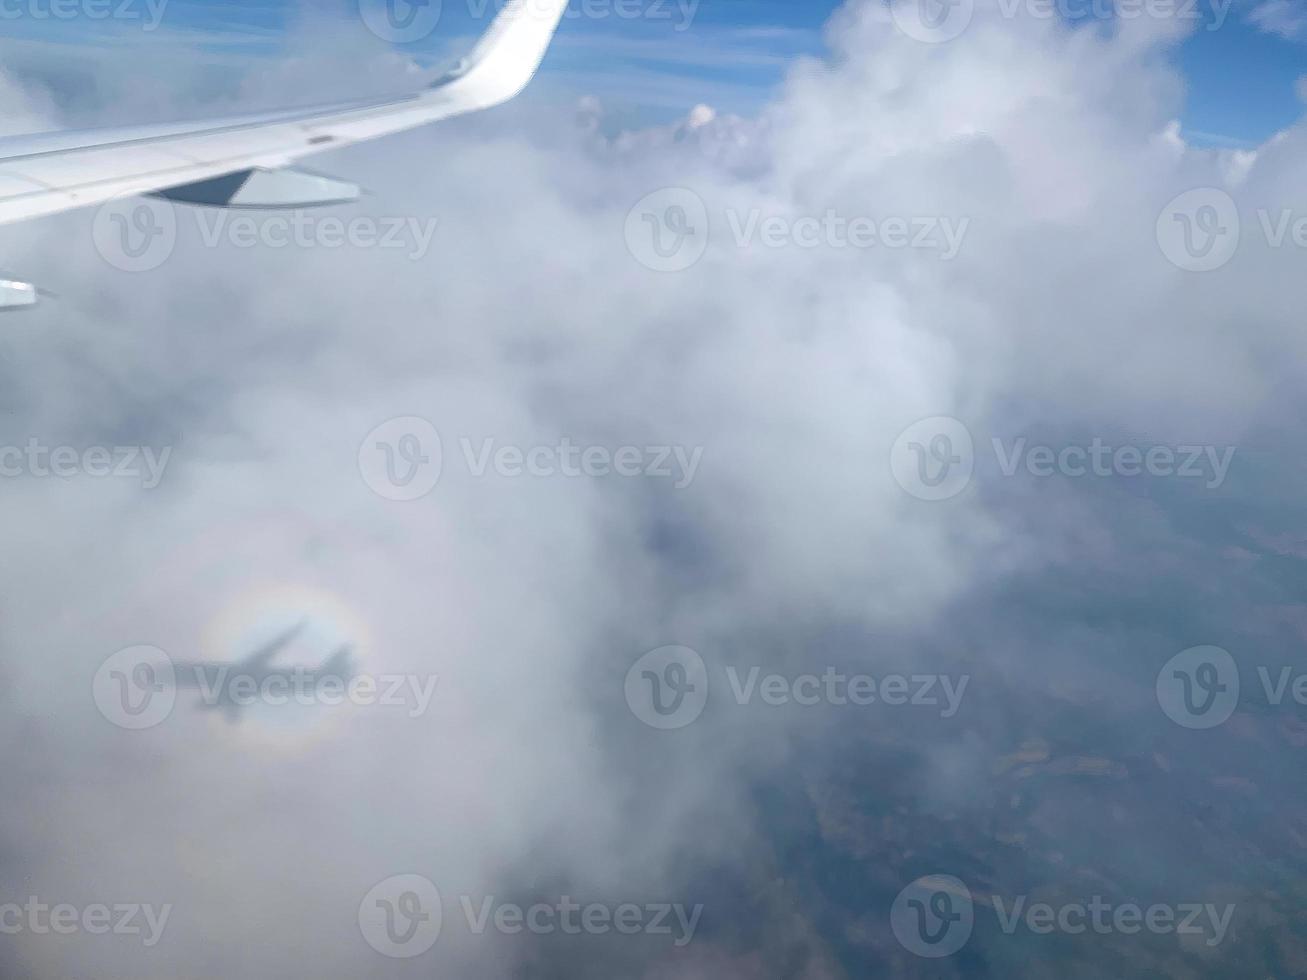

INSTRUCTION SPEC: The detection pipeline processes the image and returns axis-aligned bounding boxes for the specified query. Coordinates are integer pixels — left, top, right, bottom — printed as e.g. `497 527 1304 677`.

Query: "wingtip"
430 0 570 109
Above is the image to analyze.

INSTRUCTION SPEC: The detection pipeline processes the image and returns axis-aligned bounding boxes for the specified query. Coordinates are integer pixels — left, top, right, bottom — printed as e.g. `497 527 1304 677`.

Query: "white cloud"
1249 0 1307 37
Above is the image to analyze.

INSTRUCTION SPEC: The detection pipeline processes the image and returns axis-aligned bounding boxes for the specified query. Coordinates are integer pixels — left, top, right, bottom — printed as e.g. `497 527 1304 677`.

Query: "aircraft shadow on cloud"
171 622 355 724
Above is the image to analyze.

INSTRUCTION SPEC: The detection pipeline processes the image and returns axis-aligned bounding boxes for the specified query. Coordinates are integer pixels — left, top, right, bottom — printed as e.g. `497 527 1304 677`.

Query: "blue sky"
2 0 1304 145
1179 10 1307 145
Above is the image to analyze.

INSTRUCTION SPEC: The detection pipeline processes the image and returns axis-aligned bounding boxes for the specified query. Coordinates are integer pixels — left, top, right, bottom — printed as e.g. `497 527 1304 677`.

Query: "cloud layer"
2 1 1307 976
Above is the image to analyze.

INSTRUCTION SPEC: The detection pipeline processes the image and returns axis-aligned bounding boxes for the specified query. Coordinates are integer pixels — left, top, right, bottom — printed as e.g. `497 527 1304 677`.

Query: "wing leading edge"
0 0 568 228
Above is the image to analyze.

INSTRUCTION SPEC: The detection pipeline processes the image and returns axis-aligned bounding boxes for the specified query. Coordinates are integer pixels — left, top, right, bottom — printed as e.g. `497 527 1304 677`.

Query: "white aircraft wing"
0 0 568 229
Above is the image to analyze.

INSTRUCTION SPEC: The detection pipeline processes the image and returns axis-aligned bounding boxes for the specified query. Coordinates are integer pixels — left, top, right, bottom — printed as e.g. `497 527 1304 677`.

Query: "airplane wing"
0 0 568 230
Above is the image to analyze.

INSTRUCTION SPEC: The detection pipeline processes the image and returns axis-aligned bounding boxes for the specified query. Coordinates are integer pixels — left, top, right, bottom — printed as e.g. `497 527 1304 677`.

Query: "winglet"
429 0 569 112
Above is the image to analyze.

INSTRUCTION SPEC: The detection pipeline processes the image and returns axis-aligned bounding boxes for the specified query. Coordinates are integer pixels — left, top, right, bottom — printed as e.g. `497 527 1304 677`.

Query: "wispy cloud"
1247 0 1307 38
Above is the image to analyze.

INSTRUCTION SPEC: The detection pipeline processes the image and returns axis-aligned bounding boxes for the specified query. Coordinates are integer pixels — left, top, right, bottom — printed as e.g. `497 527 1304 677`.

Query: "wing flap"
5 143 196 189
